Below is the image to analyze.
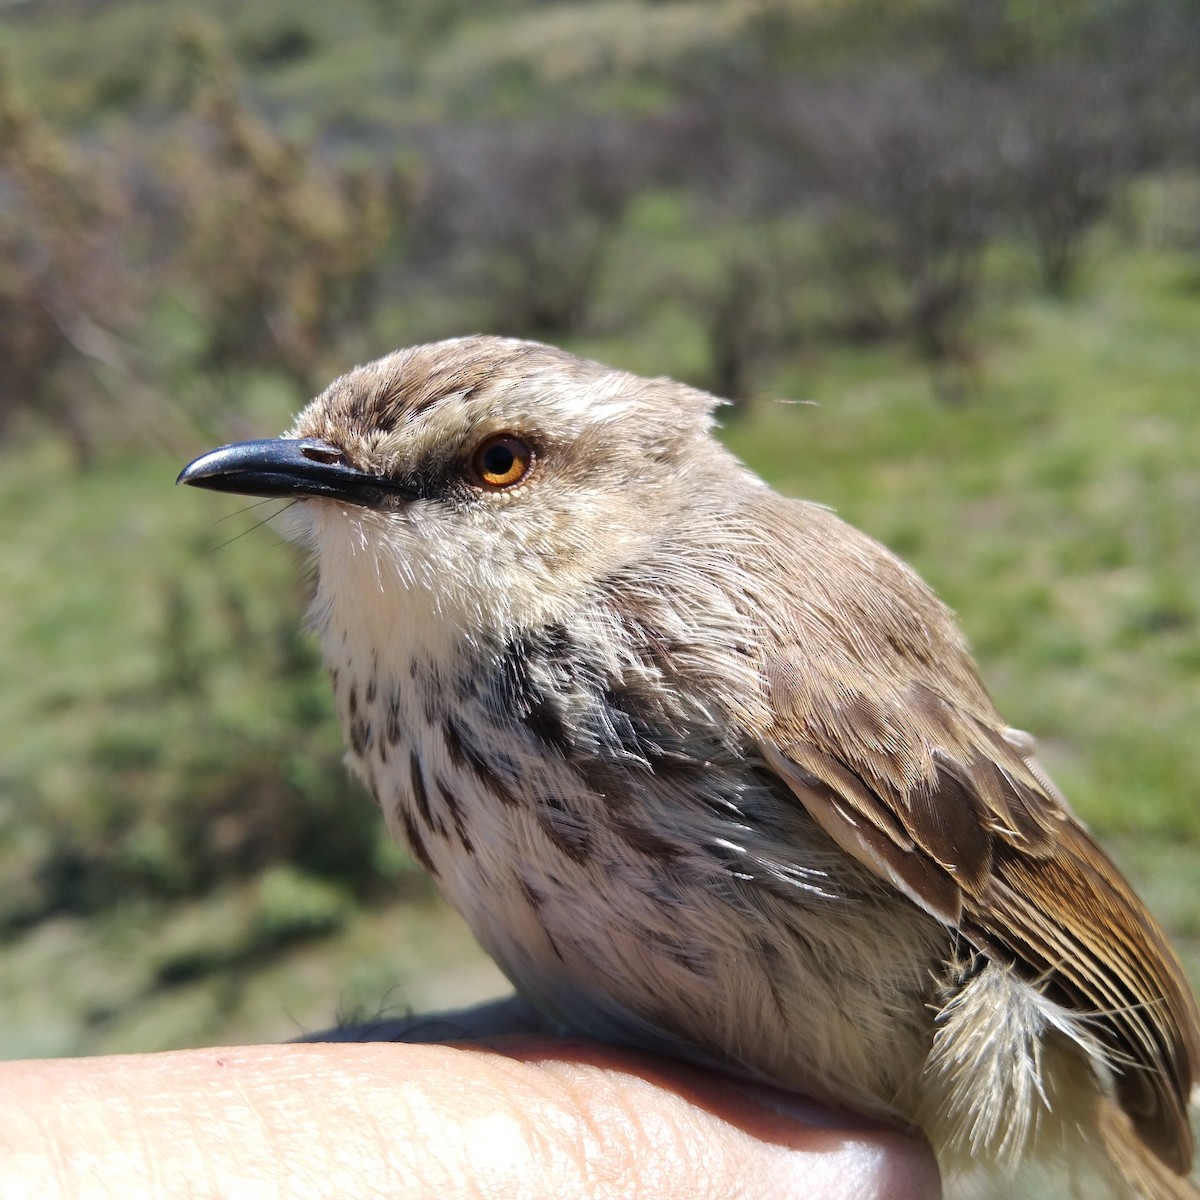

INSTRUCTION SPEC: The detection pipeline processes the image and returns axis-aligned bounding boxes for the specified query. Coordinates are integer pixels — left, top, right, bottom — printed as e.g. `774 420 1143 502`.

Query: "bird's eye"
471 434 534 489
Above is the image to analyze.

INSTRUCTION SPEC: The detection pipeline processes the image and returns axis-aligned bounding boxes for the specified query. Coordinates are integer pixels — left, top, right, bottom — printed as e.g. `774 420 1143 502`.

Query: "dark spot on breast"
347 683 358 718
522 622 573 663
599 684 657 759
543 926 567 963
365 672 377 706
495 627 577 756
536 797 592 864
612 814 683 864
599 684 716 782
386 689 404 747
410 751 435 830
436 778 474 854
518 876 545 912
525 699 572 754
443 716 519 808
400 807 439 879
441 715 466 764
645 927 710 976
349 715 371 756
454 669 476 702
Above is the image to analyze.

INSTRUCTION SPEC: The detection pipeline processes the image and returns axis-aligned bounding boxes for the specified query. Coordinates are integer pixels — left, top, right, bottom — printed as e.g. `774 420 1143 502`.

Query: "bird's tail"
1097 1097 1200 1200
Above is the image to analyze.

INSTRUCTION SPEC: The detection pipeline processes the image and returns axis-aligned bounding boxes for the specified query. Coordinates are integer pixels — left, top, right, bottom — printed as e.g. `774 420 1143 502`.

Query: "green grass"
0 890 504 1058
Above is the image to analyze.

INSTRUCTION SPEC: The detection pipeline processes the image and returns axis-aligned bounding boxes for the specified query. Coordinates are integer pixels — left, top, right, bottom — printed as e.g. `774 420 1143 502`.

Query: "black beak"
176 438 418 506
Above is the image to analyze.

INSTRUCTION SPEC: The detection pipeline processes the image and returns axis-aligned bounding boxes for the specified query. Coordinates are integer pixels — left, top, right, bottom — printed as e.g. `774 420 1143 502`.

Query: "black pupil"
483 443 515 477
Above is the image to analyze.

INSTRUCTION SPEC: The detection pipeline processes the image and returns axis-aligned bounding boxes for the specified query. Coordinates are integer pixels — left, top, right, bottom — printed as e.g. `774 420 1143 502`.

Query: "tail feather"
1097 1096 1200 1200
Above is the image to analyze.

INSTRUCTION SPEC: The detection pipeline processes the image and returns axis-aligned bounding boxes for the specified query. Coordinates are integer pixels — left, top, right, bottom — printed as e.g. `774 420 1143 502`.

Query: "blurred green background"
1 0 1198 1092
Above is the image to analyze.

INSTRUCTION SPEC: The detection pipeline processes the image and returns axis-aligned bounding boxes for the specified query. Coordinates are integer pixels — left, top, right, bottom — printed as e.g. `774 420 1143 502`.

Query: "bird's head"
178 336 739 654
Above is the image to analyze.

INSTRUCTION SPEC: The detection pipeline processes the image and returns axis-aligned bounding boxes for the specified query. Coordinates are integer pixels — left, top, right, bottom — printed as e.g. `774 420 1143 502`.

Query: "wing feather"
745 498 1200 1173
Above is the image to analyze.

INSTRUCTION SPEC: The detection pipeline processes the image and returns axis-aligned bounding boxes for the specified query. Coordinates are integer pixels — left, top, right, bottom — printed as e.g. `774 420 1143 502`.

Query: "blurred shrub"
997 65 1137 294
252 864 353 946
669 238 803 402
0 20 416 461
413 117 651 337
0 55 142 464
701 251 789 402
790 72 1005 362
164 20 414 391
237 22 321 70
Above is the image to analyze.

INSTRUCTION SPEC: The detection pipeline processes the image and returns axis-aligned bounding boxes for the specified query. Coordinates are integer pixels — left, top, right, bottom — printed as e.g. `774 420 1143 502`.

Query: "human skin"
0 1023 939 1199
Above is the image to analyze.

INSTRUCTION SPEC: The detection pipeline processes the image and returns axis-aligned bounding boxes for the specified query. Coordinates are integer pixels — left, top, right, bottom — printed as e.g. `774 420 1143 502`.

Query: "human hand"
2 999 939 1199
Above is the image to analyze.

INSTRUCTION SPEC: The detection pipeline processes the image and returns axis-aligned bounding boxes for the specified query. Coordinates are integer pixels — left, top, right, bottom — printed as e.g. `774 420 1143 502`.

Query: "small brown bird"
179 336 1198 1197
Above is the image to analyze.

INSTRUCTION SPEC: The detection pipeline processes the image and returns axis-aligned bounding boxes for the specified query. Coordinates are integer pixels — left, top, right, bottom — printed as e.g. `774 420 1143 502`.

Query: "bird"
179 335 1199 1198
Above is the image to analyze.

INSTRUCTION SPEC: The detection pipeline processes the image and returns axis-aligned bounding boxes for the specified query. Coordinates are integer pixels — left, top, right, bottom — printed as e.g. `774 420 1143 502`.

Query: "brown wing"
740 498 1200 1173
